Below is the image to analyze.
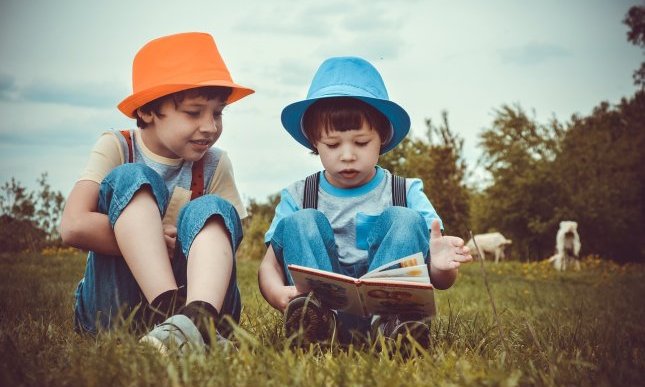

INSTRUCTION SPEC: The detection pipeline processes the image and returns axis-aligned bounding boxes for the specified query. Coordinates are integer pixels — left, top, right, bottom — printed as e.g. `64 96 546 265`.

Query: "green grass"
1 252 644 386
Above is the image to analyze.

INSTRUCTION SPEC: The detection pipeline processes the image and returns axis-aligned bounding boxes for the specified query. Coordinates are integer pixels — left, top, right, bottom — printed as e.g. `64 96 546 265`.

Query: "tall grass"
1 252 643 386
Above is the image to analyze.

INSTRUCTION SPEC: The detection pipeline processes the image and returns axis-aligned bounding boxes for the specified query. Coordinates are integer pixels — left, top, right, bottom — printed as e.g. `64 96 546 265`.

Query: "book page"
362 252 425 277
359 280 436 317
288 265 366 315
360 264 429 283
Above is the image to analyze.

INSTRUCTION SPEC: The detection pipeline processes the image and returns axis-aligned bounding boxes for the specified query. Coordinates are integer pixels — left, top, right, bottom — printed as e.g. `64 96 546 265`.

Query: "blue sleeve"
264 189 300 244
406 179 443 231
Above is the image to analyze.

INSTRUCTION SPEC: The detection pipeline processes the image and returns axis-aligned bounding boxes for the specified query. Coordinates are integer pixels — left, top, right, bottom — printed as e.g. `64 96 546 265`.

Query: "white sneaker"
139 314 205 355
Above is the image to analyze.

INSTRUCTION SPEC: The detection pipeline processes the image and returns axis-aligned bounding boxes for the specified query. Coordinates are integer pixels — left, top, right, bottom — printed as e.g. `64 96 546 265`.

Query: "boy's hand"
429 219 472 271
276 285 300 313
163 224 177 260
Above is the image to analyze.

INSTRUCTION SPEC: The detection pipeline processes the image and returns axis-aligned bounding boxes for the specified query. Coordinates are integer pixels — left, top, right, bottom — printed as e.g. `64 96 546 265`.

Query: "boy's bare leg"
114 188 178 302
186 216 233 311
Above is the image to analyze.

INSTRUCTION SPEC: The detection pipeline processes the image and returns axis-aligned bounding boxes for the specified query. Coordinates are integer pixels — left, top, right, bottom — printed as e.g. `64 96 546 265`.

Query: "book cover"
288 252 436 317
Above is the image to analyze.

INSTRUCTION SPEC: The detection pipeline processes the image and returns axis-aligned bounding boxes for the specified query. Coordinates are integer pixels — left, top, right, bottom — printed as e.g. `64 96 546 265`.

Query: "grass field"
1 251 643 386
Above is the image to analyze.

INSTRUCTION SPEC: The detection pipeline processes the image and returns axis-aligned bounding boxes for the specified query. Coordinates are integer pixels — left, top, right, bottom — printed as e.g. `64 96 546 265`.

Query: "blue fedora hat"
281 56 410 154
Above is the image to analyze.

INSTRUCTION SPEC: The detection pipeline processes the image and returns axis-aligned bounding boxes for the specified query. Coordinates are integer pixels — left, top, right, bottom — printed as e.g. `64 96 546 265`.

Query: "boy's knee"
99 163 168 220
105 163 162 186
177 195 242 252
201 214 230 239
280 209 330 236
379 207 426 230
272 210 333 250
289 208 326 225
371 207 429 246
179 195 239 227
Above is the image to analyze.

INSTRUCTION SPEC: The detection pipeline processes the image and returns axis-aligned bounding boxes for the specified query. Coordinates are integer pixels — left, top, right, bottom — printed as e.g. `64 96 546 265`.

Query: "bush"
0 173 65 253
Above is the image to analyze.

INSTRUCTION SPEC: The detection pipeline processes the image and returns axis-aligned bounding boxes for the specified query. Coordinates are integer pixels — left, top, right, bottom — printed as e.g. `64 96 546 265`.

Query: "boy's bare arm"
60 180 121 256
258 245 299 312
429 264 459 290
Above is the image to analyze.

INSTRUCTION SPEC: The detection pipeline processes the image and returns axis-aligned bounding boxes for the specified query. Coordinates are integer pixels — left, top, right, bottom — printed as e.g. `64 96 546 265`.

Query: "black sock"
146 289 184 326
180 301 220 345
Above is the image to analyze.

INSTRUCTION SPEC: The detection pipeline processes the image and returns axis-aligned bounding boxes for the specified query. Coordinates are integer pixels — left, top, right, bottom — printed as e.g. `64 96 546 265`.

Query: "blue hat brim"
281 96 410 155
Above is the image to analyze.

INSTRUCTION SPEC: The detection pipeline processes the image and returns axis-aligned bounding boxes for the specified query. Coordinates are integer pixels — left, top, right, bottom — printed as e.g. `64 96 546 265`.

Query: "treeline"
0 174 64 253
475 93 643 262
2 93 642 262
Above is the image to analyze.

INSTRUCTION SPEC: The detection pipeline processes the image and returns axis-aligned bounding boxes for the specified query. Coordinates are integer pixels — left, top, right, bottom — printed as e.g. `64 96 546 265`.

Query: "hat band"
134 69 232 91
309 83 387 100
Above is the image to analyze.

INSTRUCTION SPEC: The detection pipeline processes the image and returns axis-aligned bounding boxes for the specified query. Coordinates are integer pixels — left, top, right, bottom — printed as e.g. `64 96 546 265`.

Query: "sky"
0 0 642 205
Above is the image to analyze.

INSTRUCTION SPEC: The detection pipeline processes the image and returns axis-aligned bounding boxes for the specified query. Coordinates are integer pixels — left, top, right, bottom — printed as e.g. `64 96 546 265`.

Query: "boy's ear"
136 108 154 124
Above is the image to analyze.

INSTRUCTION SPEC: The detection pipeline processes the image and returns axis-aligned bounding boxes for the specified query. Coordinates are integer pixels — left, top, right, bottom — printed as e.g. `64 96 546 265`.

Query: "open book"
288 252 435 318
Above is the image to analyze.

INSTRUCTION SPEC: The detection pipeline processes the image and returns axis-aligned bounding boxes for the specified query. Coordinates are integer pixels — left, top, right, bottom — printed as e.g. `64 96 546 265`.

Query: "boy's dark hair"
135 86 233 128
302 97 392 154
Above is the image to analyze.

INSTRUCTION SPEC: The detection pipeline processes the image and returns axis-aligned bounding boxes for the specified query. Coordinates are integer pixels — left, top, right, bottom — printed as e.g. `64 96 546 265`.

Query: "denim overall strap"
190 157 205 200
303 171 407 209
303 172 321 209
120 129 134 163
391 174 406 206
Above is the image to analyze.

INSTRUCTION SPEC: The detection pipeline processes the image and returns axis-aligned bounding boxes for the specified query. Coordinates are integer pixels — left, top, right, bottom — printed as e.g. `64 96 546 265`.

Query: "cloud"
318 4 406 60
317 32 406 60
20 79 125 109
339 6 404 33
271 59 317 88
232 1 406 60
0 73 18 100
0 72 127 109
499 42 570 66
0 99 130 147
0 128 97 147
232 3 333 36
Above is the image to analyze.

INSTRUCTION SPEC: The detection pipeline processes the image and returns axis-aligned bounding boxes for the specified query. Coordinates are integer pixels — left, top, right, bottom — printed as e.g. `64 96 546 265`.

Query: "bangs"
302 97 391 144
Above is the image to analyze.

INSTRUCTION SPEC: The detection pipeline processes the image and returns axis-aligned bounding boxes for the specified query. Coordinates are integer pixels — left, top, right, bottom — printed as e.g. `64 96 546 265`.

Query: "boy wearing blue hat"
258 57 472 346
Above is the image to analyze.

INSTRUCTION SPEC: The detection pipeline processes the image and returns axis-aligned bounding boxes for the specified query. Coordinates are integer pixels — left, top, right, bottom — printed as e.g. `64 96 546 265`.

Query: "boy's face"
315 122 382 188
138 95 226 161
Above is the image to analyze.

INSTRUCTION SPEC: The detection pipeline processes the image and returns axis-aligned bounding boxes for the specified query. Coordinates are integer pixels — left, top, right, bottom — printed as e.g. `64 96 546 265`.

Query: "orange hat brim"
118 81 254 118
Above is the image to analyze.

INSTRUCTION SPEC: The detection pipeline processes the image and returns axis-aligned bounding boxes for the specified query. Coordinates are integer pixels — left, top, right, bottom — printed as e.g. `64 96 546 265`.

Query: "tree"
553 91 645 262
473 105 564 260
34 173 65 242
624 5 645 88
0 178 39 252
380 111 470 238
473 94 645 263
238 193 280 260
0 174 65 253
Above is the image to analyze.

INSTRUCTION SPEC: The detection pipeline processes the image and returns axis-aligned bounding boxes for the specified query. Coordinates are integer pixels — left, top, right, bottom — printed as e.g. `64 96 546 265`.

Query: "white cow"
466 232 512 263
548 221 581 271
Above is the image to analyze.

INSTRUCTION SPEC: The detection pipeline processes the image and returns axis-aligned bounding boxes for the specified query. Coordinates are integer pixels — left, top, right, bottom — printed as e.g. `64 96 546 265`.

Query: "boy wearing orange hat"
61 32 253 353
258 57 472 347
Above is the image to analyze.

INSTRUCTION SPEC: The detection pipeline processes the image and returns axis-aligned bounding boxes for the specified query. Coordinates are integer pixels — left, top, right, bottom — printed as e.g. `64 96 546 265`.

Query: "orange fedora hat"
118 32 254 118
